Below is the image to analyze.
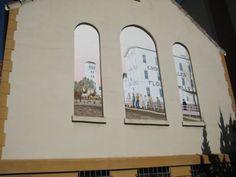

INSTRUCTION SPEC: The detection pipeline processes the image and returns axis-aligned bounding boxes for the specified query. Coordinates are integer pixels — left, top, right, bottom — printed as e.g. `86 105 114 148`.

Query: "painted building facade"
84 61 96 84
84 61 100 94
123 47 164 110
0 0 235 176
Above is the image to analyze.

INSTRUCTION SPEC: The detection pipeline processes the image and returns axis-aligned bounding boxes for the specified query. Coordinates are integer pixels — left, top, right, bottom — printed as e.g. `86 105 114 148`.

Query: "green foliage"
201 126 212 154
200 110 236 177
74 77 95 93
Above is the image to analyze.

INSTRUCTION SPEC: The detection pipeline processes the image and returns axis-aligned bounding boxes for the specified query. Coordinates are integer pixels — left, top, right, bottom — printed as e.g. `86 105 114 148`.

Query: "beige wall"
2 0 234 159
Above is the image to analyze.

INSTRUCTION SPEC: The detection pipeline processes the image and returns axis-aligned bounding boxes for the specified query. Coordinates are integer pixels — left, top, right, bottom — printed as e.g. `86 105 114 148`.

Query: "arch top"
121 25 157 49
120 25 158 55
74 23 100 35
120 24 167 122
172 42 190 59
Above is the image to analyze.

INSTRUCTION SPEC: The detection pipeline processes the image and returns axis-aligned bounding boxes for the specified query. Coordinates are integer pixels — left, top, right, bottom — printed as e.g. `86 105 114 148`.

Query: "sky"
0 0 8 61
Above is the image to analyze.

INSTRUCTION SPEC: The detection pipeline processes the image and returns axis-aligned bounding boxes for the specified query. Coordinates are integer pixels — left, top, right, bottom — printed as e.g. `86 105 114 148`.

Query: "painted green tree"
74 77 96 102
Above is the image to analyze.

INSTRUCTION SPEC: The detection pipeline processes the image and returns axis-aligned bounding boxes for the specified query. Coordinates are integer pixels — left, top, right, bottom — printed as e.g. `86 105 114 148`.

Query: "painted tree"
74 77 96 102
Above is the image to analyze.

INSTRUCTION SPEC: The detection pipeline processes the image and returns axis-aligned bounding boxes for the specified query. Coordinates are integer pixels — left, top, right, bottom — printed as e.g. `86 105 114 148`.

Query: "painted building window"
120 26 166 120
172 43 201 121
159 88 163 98
179 63 183 71
138 167 171 177
142 55 147 63
144 70 149 79
155 57 158 65
182 77 185 86
74 24 103 117
158 74 161 81
146 87 150 97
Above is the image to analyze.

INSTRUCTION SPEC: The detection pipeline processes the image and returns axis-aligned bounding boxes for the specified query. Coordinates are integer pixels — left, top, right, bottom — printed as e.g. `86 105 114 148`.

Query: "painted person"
143 95 147 109
148 96 153 110
156 97 161 111
126 93 131 107
182 99 187 110
132 93 135 108
136 93 140 108
139 94 143 109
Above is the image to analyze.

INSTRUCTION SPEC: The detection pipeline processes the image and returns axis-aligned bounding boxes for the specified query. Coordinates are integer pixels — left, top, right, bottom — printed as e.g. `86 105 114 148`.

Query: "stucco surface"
2 0 234 159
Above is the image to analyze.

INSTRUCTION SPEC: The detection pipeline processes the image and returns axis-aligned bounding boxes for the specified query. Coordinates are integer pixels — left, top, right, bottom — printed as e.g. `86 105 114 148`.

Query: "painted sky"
120 27 156 56
74 24 100 85
172 44 190 59
74 25 157 83
120 26 157 72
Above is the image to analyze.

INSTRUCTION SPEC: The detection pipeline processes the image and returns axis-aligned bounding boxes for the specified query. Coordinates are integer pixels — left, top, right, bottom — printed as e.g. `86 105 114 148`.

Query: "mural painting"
74 24 103 117
120 26 166 120
172 43 201 121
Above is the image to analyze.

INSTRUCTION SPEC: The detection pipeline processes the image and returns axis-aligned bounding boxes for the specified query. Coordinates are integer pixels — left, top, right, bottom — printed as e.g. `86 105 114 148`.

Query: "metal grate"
79 170 111 177
191 165 207 177
138 167 171 177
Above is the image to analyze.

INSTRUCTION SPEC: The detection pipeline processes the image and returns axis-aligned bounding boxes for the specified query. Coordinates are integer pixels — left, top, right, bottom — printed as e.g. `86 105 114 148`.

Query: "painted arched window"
172 43 201 120
74 24 103 117
120 26 166 120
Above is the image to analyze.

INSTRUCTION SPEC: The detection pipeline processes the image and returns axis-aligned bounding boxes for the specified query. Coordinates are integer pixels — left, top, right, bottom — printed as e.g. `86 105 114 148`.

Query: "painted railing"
182 104 200 117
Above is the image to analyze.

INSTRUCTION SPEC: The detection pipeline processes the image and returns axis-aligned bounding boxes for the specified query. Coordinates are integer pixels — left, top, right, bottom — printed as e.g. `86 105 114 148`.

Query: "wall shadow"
199 109 236 177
